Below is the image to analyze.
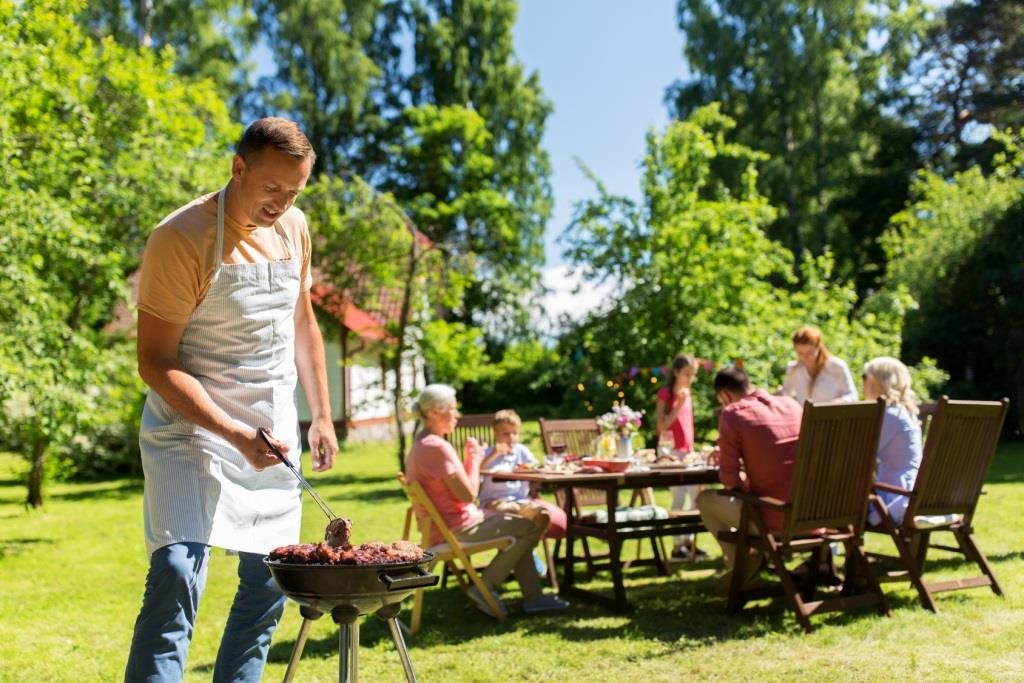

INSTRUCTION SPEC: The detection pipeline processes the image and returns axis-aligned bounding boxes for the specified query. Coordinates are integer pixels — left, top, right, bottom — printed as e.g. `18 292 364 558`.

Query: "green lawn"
2 425 1023 682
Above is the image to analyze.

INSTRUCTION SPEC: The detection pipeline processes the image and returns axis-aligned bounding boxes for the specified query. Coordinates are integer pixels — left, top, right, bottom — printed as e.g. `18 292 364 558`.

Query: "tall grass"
1 426 1022 681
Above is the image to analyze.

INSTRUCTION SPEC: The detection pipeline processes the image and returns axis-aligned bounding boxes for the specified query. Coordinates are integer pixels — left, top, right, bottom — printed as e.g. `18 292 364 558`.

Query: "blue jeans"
124 543 286 683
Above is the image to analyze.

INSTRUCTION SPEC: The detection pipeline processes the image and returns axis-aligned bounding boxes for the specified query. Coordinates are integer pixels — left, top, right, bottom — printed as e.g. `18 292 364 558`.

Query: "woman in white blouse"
780 325 859 404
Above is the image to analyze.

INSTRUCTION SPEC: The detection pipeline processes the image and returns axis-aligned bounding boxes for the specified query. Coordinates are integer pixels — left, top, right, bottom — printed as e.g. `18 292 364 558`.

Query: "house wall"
295 337 422 443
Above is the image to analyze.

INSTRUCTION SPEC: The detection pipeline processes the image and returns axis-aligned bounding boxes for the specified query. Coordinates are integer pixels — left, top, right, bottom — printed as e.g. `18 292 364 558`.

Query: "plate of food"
579 457 631 473
648 459 685 469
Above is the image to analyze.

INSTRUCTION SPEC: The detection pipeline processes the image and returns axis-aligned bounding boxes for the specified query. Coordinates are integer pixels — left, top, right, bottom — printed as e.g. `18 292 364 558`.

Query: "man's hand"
307 416 339 472
233 427 289 471
706 447 721 467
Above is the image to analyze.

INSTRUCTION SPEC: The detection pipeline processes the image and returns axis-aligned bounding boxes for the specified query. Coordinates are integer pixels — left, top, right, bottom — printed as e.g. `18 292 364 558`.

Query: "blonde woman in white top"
780 325 858 404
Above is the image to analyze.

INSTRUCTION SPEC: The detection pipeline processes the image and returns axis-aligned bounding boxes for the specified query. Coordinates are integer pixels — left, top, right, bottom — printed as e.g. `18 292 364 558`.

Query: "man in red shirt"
696 365 803 588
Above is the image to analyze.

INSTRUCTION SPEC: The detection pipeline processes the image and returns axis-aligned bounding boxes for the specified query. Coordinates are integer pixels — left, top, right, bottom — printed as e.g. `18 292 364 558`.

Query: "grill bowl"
266 551 438 615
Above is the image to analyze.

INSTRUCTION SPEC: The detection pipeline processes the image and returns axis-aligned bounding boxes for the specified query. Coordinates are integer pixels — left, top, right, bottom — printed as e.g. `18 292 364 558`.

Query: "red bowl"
580 458 631 473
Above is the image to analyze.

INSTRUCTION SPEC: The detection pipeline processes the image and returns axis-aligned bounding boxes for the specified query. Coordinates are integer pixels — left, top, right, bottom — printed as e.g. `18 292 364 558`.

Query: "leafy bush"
457 339 564 417
883 130 1024 433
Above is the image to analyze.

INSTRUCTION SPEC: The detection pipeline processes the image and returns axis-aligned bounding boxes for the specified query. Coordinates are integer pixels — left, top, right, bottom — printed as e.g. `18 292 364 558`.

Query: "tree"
300 174 477 467
0 0 237 505
387 104 520 325
76 0 259 112
911 0 1024 171
253 0 551 342
667 0 927 291
560 105 915 441
402 0 552 340
252 0 404 178
883 130 1024 432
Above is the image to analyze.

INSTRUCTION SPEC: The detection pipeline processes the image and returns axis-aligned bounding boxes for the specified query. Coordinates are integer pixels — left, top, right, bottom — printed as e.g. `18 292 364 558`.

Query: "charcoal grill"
266 552 438 682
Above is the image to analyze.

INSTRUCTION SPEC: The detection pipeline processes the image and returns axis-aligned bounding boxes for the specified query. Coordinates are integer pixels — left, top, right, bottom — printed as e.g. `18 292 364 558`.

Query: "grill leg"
283 618 314 683
387 617 418 683
284 606 323 683
338 623 350 683
332 605 362 683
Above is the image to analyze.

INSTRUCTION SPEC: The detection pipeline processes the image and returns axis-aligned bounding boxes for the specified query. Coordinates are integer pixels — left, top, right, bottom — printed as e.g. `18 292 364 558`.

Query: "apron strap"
215 186 228 279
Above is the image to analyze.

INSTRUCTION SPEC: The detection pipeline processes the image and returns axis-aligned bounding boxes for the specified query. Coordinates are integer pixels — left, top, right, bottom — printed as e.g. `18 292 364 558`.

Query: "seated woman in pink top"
404 383 569 616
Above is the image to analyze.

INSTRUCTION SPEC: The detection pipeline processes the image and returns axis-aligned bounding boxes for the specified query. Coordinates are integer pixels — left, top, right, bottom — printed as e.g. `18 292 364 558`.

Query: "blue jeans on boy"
124 542 286 682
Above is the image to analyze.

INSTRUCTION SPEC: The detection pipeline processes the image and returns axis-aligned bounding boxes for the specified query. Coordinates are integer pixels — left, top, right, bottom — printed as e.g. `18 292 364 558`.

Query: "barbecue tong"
257 427 337 521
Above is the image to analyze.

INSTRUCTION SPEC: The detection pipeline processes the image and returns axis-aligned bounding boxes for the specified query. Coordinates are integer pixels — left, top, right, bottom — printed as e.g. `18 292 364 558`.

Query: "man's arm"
293 290 338 471
137 310 284 470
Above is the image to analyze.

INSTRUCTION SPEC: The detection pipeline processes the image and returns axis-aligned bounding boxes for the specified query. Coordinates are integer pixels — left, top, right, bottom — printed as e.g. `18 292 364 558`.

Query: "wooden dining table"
483 465 721 611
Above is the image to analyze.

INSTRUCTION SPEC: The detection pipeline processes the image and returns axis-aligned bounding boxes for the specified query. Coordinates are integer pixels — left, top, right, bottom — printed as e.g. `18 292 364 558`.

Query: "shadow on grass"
308 472 397 487
47 480 143 502
267 567 855 664
337 487 406 504
0 537 55 560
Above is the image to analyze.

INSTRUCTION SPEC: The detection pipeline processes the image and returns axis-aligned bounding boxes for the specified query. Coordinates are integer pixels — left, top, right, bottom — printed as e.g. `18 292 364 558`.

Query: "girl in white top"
781 325 859 404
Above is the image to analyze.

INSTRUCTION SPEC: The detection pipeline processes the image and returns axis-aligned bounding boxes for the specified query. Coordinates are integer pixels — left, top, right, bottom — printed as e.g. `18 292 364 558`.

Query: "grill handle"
380 568 440 592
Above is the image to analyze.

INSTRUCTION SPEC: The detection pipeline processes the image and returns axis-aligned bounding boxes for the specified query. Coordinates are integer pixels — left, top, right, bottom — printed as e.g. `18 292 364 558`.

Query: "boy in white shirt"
478 410 566 539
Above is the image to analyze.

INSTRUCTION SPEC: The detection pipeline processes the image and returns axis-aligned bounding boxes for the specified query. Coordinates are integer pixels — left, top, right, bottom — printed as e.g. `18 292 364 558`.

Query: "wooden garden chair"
917 401 938 436
447 412 496 455
867 396 1009 612
717 399 890 633
539 418 670 577
397 473 513 633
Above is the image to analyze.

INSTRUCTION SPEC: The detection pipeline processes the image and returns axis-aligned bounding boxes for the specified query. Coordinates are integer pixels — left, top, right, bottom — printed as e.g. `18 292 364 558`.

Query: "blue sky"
512 0 686 267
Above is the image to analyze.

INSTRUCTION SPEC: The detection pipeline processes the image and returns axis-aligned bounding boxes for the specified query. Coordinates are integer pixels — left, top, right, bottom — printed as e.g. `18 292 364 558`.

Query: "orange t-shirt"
137 191 313 324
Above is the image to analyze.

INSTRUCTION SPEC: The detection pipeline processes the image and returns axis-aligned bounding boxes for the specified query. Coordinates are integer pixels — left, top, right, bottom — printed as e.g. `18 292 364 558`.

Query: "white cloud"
536 264 616 336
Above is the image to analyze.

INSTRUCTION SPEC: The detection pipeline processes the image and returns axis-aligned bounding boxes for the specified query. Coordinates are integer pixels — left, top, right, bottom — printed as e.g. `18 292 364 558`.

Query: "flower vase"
616 435 633 460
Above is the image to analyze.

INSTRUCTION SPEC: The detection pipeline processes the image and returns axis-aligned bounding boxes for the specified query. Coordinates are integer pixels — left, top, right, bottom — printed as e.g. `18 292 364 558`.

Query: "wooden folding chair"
539 418 670 577
397 473 513 633
867 396 1009 612
717 399 890 633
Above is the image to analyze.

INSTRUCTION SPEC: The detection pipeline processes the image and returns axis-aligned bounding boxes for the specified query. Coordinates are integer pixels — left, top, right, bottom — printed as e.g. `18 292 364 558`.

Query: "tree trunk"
27 436 46 509
393 221 422 472
136 0 154 48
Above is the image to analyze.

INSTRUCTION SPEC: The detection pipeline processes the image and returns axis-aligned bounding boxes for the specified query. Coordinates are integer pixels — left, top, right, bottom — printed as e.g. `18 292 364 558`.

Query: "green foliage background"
0 0 237 500
1 0 1021 501
555 105 947 443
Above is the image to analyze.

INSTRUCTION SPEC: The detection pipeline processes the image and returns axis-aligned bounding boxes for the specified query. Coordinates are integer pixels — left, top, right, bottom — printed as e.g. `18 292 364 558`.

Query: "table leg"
606 485 629 610
561 485 576 594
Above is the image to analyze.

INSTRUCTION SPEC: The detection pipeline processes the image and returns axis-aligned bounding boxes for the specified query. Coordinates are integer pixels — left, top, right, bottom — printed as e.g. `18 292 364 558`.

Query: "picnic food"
270 516 425 564
269 539 425 565
325 516 353 547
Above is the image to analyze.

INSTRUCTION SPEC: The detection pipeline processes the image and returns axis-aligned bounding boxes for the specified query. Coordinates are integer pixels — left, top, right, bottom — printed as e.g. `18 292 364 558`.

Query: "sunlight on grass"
1 435 1022 681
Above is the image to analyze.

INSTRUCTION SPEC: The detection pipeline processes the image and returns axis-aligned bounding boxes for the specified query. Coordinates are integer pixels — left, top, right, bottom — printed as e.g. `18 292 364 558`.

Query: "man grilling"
125 117 338 682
